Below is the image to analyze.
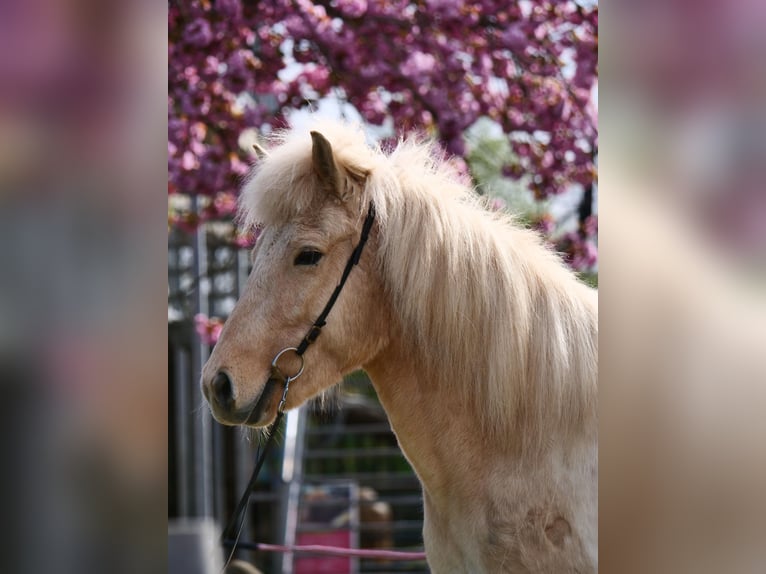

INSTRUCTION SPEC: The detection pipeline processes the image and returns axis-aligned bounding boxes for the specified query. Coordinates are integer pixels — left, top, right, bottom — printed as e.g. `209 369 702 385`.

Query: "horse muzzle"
202 368 288 427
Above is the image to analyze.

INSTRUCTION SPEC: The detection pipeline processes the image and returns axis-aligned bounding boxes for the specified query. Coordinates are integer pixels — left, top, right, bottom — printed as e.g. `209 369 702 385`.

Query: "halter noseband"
221 201 376 565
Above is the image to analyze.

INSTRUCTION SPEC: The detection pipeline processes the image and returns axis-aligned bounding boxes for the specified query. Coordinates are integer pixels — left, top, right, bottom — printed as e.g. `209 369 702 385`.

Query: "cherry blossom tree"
168 0 598 271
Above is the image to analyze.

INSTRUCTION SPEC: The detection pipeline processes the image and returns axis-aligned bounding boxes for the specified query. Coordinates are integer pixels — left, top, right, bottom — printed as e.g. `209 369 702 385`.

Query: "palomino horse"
201 121 598 573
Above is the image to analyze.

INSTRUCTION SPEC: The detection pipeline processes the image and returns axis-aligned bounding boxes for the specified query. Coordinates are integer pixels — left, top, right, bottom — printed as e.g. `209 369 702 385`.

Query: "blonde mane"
240 121 598 452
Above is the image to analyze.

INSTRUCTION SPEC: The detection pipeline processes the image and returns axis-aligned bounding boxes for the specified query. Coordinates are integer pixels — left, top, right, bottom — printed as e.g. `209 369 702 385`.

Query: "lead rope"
220 409 284 571
219 202 376 572
220 367 297 571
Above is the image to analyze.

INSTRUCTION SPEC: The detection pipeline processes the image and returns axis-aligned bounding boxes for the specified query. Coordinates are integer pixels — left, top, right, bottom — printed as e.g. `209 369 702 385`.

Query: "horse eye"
294 250 324 266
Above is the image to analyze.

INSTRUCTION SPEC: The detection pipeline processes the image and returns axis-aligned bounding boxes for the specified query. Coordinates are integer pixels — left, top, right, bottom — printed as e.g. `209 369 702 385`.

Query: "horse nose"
211 371 234 411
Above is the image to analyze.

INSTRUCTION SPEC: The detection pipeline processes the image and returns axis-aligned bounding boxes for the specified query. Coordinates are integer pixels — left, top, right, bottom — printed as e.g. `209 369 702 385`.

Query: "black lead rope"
220 202 376 569
221 410 284 559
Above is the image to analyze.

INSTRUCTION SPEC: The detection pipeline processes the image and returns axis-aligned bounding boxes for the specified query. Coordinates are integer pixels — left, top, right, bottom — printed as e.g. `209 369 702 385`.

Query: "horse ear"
310 131 339 194
252 142 269 159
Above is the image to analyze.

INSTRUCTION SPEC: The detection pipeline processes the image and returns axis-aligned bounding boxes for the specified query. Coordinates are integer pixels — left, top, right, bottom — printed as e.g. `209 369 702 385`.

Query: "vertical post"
191 195 214 519
281 406 307 574
173 345 192 516
349 483 360 574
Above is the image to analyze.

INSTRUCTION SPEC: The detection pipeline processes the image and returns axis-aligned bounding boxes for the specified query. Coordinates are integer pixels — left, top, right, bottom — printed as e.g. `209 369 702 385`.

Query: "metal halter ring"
271 347 305 381
271 347 304 413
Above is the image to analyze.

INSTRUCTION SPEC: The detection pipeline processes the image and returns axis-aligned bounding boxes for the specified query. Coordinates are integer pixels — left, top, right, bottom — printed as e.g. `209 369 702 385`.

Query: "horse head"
201 128 390 427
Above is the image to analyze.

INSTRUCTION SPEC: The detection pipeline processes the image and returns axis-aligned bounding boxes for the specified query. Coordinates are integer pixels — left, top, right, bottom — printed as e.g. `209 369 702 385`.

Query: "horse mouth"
206 373 285 427
242 375 283 427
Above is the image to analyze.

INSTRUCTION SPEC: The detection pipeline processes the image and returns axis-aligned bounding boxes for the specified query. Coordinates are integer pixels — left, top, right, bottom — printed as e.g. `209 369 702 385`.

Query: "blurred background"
0 0 763 572
600 0 766 572
0 0 167 572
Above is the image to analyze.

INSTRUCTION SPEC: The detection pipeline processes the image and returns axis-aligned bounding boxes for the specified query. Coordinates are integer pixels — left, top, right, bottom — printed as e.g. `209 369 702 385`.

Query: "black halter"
295 201 377 355
221 201 376 565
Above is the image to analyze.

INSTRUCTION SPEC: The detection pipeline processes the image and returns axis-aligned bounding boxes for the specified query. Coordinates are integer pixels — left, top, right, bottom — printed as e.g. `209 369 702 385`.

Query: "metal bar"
174 345 192 516
242 491 283 503
190 196 213 519
289 494 423 507
350 482 360 574
359 564 430 574
305 423 394 435
302 473 420 486
281 406 307 574
296 521 424 533
303 447 408 459
237 247 250 292
211 412 225 521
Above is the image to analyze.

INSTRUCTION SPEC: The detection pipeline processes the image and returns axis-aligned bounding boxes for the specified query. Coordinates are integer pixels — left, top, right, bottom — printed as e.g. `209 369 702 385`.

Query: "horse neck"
362 333 498 505
361 281 597 506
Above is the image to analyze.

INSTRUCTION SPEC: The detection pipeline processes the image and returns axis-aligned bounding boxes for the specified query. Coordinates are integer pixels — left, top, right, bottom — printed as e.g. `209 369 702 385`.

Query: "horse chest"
421 468 596 574
422 494 487 573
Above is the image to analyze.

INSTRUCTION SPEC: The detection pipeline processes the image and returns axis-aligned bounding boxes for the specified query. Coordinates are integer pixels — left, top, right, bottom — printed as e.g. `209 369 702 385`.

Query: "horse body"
201 121 598 573
362 273 597 574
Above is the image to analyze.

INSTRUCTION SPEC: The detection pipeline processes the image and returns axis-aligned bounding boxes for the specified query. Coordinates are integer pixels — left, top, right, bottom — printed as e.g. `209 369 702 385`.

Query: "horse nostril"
211 371 234 410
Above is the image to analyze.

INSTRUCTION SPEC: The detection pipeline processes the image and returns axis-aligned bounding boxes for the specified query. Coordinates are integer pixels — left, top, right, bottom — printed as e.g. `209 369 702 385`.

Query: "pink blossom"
232 228 260 249
337 0 368 18
168 0 598 272
534 214 556 235
181 151 197 170
186 18 213 48
401 51 437 78
195 314 224 346
558 232 598 272
500 23 528 52
217 0 242 19
425 0 461 19
584 215 598 237
213 192 238 217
